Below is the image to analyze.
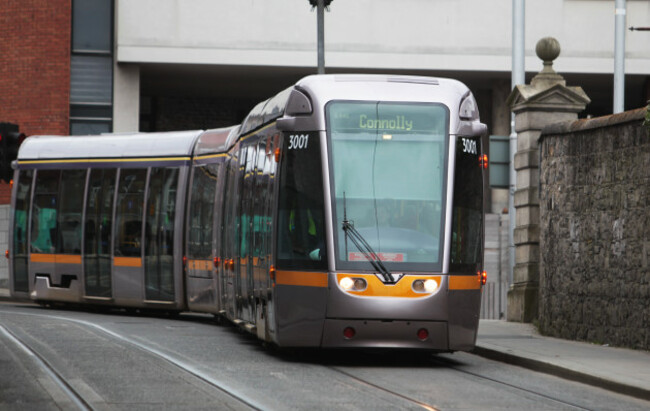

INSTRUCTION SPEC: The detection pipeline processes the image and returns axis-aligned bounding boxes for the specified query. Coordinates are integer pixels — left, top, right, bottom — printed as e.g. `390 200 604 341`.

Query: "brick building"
1 0 649 203
2 0 649 206
0 0 71 203
1 0 649 307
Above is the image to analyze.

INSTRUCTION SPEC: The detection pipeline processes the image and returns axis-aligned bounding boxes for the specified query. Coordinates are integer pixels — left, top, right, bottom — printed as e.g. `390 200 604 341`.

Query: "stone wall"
538 108 649 350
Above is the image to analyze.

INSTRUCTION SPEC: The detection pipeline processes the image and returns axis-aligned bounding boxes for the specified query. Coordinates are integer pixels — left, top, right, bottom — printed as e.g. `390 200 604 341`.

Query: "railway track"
0 310 259 410
427 356 593 411
314 352 594 411
2 305 648 411
0 324 92 411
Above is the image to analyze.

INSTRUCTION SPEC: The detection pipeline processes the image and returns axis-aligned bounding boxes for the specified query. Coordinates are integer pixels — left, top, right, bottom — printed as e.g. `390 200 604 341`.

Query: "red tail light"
479 154 488 169
343 327 356 339
274 147 281 162
417 328 429 341
478 270 487 285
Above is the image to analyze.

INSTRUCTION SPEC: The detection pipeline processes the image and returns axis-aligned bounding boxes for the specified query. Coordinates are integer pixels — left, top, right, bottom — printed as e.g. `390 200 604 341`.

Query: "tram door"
112 169 147 302
239 143 257 323
143 167 178 302
221 154 240 319
12 170 33 294
84 168 116 298
252 136 274 340
448 136 485 348
29 169 85 300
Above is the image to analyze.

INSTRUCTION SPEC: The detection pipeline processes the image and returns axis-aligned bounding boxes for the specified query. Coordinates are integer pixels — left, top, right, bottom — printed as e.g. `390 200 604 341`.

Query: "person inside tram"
287 197 324 262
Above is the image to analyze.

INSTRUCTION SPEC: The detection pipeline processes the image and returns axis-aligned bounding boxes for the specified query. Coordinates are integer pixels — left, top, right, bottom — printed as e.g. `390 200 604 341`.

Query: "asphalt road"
1 302 649 411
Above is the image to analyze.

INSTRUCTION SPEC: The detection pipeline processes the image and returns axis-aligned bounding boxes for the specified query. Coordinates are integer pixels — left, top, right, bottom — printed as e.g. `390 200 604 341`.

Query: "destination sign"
359 114 413 131
328 102 447 135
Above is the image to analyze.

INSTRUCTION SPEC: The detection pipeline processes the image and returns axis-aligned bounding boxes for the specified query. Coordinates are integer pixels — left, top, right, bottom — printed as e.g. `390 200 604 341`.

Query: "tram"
8 74 487 351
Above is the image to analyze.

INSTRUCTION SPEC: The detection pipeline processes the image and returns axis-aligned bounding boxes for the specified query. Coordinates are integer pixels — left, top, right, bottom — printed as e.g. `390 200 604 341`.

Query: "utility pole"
509 0 525 288
309 0 332 74
614 0 626 113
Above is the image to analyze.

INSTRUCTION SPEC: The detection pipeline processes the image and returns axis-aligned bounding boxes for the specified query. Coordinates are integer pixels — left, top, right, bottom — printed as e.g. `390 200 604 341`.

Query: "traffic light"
0 123 25 183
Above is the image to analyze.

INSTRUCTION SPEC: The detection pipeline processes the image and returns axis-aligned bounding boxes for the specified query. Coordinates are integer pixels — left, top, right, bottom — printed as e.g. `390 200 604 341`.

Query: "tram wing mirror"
457 121 488 137
277 88 314 131
276 117 296 131
473 122 488 135
276 116 317 132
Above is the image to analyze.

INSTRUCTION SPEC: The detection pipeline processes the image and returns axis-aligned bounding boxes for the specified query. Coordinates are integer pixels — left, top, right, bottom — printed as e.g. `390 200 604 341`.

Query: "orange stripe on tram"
187 259 213 271
114 257 142 268
448 275 482 290
335 273 442 298
275 270 328 288
30 254 82 264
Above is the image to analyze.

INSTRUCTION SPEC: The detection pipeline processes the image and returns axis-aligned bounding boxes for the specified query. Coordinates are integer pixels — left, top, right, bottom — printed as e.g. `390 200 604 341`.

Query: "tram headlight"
339 277 367 291
412 279 439 294
424 279 439 293
353 278 367 291
340 277 355 290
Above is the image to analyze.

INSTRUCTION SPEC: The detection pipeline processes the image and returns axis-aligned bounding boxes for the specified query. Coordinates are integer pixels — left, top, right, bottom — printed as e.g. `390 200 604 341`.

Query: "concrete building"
1 0 649 291
5 1 650 136
3 0 650 187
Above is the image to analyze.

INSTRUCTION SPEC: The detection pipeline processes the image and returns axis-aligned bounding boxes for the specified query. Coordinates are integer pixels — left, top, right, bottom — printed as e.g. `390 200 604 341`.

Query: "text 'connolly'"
359 115 413 131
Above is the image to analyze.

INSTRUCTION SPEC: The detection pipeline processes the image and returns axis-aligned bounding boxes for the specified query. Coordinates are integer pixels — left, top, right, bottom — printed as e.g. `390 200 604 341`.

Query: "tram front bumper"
321 319 449 350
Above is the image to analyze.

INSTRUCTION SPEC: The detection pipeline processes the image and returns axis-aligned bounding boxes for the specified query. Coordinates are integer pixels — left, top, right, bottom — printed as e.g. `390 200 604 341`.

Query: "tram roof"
18 130 205 161
294 75 480 135
296 74 471 100
237 74 483 138
194 125 240 156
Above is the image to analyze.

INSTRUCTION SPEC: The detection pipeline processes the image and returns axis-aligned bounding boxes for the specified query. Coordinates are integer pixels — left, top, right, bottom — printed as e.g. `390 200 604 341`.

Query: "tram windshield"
327 101 449 271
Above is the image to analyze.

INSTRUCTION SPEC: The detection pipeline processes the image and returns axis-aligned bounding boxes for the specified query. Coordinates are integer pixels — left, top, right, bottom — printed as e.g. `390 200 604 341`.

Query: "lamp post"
509 0 525 290
614 0 626 113
309 0 333 74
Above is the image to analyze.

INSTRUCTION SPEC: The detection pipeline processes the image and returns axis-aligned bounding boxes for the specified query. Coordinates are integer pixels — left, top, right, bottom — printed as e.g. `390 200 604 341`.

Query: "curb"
0 288 11 302
471 345 650 402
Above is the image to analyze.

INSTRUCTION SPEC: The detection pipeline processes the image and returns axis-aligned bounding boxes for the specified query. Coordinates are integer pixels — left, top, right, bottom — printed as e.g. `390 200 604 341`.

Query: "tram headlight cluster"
339 277 367 291
412 279 439 294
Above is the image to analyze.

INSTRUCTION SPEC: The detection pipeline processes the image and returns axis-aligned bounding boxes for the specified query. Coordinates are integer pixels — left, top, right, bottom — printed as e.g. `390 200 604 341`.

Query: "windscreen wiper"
341 193 394 284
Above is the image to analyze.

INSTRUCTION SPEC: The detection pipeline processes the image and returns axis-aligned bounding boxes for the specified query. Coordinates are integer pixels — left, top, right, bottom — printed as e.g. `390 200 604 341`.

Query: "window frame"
325 100 451 273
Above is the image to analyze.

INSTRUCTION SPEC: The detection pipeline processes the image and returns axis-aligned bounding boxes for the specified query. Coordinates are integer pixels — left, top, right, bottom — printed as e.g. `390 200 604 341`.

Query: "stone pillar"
505 37 590 322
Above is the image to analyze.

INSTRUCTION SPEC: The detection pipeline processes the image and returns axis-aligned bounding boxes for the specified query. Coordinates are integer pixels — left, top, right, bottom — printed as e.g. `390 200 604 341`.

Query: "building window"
70 0 113 135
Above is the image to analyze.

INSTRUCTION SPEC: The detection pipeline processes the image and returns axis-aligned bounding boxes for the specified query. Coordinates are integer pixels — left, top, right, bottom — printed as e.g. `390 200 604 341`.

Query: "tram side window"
145 167 179 300
31 170 60 254
57 169 86 254
13 170 33 292
114 169 147 257
239 144 256 260
450 137 484 273
252 139 269 260
276 132 327 269
188 164 217 261
84 168 116 297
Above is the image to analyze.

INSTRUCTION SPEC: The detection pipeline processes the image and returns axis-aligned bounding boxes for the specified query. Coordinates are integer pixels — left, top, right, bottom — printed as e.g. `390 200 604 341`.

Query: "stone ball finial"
536 37 561 62
536 37 561 74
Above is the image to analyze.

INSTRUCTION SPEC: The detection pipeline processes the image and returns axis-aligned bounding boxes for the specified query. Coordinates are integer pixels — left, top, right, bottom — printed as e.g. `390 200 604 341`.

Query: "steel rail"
430 355 593 411
3 311 264 411
0 324 93 411
327 366 440 411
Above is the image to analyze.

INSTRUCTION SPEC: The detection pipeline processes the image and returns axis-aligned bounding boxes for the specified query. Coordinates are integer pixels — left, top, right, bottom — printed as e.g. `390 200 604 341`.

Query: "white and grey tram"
9 74 487 351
